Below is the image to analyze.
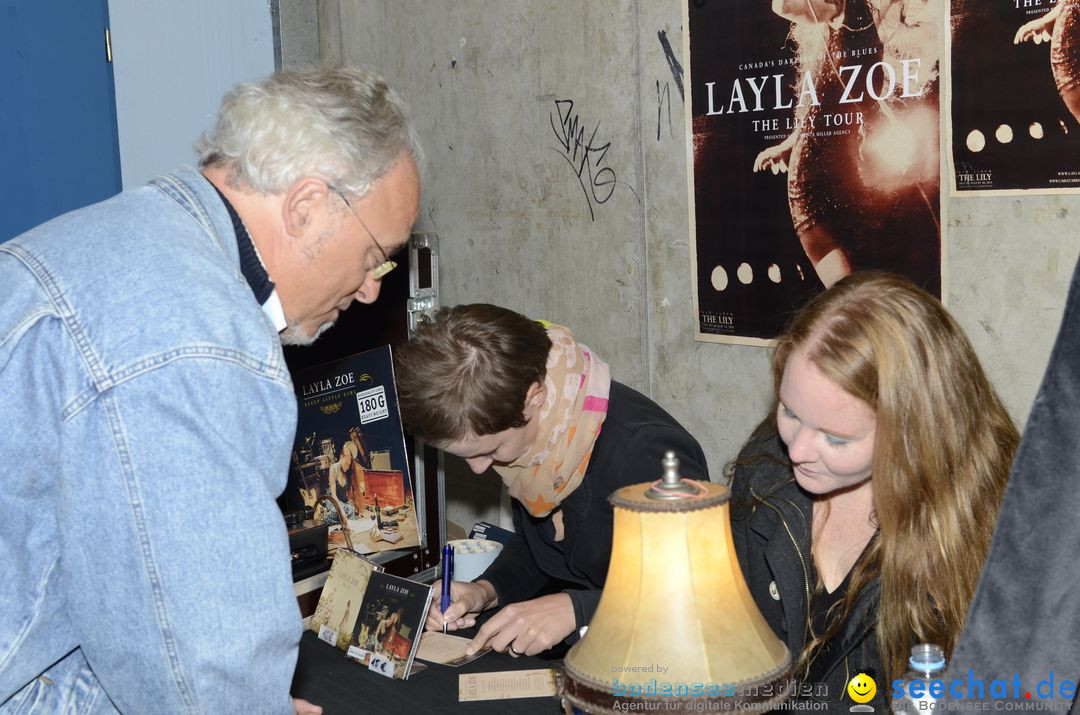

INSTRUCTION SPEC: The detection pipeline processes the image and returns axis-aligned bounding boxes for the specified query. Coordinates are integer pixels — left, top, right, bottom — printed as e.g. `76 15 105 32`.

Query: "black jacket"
941 255 1080 708
480 380 709 634
730 433 886 711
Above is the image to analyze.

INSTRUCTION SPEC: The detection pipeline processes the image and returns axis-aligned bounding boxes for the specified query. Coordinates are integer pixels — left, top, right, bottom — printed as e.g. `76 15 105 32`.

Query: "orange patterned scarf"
493 323 611 517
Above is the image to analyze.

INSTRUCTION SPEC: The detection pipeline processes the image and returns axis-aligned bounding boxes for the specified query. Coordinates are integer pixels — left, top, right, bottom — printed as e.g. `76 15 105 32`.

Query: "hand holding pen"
424 578 499 632
440 544 454 634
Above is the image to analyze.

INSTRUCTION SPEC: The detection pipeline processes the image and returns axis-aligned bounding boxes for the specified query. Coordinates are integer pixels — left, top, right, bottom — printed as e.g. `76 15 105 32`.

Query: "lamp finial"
645 450 699 500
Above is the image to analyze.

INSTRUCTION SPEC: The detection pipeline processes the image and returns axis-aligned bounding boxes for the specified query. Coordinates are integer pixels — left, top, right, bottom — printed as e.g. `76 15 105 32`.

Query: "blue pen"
440 544 454 633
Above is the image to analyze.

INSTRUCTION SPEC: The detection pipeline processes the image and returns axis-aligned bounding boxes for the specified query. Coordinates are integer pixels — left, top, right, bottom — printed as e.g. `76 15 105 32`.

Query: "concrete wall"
300 1 1079 530
276 0 320 68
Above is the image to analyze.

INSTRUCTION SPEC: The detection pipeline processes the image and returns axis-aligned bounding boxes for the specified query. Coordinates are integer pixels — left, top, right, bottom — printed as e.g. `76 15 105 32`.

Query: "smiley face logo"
847 673 876 703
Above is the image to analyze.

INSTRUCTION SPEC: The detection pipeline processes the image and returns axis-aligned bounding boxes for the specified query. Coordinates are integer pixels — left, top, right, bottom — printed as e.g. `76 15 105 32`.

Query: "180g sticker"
356 386 389 424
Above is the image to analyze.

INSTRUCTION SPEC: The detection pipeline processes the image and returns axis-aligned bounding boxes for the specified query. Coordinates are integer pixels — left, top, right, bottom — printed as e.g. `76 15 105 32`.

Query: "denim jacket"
0 167 300 713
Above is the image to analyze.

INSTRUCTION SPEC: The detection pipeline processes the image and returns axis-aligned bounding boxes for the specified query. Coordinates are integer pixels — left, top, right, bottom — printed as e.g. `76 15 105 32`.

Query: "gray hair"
196 65 421 196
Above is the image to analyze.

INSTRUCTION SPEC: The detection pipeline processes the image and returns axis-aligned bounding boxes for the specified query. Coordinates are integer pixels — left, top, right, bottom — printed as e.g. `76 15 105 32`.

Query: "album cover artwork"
309 549 381 651
345 571 433 680
282 345 420 555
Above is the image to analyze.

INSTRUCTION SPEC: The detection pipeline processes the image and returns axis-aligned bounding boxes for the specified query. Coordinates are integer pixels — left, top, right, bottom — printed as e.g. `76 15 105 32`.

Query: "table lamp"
561 452 792 712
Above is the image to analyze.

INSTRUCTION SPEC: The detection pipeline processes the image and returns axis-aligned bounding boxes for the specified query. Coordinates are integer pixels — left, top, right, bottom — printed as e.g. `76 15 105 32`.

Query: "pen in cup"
441 543 454 634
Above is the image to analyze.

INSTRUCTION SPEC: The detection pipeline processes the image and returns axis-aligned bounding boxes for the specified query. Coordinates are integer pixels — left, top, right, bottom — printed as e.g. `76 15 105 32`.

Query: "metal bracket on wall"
405 231 443 581
407 232 439 338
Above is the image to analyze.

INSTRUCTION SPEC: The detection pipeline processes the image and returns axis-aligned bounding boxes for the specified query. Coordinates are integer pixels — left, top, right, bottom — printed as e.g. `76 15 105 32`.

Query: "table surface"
292 629 568 714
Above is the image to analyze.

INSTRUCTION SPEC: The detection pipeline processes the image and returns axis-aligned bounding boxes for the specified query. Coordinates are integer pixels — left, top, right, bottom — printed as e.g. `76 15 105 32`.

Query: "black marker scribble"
657 30 684 100
657 80 673 141
550 99 616 221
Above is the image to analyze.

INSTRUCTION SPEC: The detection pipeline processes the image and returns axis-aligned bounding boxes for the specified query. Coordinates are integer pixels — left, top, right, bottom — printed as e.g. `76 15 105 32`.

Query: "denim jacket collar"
148 167 241 263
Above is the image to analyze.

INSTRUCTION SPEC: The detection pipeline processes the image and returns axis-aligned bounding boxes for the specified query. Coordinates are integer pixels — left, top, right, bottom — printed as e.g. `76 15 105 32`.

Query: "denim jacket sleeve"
71 357 300 714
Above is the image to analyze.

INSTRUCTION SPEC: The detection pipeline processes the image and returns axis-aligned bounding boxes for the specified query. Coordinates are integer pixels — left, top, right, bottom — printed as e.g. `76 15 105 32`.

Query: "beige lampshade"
562 471 791 712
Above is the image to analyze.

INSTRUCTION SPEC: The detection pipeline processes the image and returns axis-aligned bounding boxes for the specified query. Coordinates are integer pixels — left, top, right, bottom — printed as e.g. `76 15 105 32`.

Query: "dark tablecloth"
291 629 567 714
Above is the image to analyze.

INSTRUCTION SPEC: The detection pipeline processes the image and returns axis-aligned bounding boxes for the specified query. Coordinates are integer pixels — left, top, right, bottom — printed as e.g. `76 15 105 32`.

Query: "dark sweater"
479 380 709 634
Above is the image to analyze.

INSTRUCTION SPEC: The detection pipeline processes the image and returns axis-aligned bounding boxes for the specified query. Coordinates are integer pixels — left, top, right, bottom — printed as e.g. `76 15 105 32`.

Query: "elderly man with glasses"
0 66 420 715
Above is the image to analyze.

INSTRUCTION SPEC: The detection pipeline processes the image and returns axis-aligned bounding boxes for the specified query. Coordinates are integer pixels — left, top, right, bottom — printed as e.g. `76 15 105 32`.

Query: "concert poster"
948 0 1080 194
685 0 943 344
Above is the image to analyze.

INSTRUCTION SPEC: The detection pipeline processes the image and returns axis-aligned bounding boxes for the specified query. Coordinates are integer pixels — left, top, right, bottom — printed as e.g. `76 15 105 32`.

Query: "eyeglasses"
332 188 397 280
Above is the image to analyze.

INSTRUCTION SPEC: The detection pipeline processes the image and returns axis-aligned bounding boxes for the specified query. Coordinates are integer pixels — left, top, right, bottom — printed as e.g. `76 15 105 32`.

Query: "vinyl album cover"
685 0 943 343
345 571 433 680
948 0 1080 194
309 549 381 651
282 345 420 555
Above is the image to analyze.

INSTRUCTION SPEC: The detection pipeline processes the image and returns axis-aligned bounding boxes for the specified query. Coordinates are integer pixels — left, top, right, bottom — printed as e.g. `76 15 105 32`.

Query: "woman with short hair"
394 303 709 657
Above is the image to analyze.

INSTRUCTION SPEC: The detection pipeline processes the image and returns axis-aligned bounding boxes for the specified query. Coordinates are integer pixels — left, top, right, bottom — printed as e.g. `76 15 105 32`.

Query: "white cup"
447 538 504 582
